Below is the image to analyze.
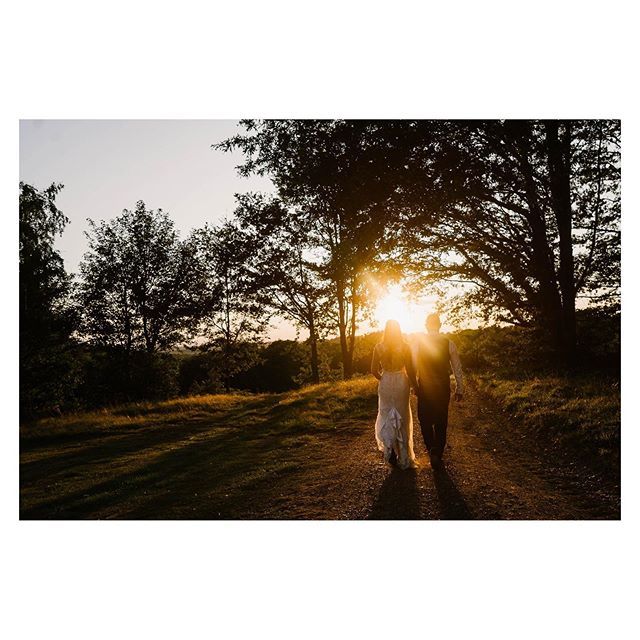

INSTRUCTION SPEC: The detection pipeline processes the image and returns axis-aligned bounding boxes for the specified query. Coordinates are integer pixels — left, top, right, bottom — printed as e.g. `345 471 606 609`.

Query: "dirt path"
251 381 621 520
343 382 620 520
20 380 620 520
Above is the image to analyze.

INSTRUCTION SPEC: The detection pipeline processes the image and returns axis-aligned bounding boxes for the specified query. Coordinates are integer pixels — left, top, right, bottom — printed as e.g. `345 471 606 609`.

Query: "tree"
78 201 208 354
390 119 620 365
193 221 266 391
217 120 403 378
219 119 620 368
233 193 332 383
19 182 78 416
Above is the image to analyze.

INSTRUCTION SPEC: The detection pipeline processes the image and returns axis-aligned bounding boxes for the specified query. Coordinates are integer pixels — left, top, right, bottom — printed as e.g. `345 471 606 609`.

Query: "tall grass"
21 377 379 441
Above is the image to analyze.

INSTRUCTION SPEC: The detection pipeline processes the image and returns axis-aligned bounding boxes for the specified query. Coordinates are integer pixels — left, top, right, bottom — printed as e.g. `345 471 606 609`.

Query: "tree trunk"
347 288 357 375
509 121 566 356
336 284 353 379
224 264 231 392
306 309 321 384
309 331 320 384
142 312 153 353
545 120 577 366
223 336 231 393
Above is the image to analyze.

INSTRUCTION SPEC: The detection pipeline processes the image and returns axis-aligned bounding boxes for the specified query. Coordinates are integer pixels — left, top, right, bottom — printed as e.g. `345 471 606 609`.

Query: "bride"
370 319 418 469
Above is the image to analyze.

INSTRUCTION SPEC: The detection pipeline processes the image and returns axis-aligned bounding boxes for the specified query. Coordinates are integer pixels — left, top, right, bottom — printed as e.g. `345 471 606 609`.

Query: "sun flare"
374 284 436 334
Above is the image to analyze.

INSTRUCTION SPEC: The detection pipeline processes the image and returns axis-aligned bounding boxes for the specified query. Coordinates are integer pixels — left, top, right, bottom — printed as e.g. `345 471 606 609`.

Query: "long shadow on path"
368 467 420 520
432 466 473 519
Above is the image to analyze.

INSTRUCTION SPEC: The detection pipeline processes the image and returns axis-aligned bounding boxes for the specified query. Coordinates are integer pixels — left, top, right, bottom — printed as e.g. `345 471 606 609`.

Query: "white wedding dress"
373 344 417 470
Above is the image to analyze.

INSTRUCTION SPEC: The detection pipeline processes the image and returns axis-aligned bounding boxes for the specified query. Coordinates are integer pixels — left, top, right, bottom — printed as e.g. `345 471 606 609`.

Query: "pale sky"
19 120 274 273
19 120 302 340
19 119 456 339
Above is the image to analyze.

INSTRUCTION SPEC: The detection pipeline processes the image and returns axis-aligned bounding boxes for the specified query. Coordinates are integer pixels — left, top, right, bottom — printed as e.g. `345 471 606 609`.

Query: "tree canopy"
219 119 621 367
78 201 208 353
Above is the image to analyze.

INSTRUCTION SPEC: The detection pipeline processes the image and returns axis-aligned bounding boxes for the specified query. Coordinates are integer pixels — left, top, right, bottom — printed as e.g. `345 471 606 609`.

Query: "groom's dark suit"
412 333 464 460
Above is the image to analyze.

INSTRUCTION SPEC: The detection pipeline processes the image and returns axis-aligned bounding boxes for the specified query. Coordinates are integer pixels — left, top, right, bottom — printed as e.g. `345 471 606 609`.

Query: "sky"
19 120 302 340
19 120 274 272
19 119 452 340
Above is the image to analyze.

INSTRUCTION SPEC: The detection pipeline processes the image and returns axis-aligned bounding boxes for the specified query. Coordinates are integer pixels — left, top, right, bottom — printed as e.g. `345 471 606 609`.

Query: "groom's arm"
449 340 464 399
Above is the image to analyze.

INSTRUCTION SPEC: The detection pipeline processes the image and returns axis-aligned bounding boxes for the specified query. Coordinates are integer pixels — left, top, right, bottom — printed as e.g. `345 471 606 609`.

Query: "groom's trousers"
416 381 450 458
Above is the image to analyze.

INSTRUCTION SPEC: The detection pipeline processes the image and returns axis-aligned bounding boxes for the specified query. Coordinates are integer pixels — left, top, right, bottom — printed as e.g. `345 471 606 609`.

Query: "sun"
375 284 409 326
374 284 435 334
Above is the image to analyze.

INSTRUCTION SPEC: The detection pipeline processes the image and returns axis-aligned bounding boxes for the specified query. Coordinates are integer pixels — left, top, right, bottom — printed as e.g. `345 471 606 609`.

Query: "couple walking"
370 313 464 471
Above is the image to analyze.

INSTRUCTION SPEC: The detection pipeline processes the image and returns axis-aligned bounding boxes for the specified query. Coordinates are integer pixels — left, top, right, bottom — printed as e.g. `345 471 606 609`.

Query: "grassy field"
20 378 379 519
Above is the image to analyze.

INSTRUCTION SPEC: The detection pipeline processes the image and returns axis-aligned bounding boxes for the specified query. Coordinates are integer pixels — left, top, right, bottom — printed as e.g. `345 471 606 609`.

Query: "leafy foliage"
217 120 406 378
192 221 267 390
388 120 621 363
77 201 207 353
19 182 79 417
220 119 621 367
20 120 622 416
233 193 333 382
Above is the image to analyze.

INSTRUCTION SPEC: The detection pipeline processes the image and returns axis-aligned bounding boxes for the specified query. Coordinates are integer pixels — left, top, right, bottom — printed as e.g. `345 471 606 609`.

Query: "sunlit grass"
475 373 620 465
22 377 380 437
21 392 263 438
20 371 620 519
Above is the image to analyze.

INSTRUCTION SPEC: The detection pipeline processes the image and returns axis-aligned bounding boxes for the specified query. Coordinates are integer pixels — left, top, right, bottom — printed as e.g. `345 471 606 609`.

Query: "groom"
411 313 464 470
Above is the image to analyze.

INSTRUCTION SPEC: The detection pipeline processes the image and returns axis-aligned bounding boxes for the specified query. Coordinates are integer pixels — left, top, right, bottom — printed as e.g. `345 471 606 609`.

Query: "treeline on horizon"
20 120 621 419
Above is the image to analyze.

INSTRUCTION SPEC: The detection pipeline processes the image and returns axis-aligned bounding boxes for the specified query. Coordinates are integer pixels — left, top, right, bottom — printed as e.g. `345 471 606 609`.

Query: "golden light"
373 283 436 334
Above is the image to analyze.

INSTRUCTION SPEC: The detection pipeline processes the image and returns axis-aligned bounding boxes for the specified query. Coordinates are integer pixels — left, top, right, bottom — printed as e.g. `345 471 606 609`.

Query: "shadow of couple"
368 463 472 520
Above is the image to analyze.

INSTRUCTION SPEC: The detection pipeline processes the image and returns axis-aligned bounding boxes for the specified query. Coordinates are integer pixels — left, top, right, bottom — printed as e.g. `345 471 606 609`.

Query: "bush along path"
20 378 620 520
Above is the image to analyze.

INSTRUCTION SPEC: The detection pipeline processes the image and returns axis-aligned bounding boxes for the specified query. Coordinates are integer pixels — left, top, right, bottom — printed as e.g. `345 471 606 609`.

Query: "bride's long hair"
381 319 405 356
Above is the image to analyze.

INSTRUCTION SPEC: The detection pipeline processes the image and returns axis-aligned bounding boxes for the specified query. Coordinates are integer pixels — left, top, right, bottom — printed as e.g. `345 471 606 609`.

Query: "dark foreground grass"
20 378 378 519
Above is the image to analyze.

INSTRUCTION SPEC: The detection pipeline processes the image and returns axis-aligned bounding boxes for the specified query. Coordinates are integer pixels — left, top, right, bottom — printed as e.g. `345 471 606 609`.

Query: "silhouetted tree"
19 182 78 416
234 193 333 383
220 119 620 367
387 119 620 365
193 221 266 391
217 120 402 378
78 201 207 354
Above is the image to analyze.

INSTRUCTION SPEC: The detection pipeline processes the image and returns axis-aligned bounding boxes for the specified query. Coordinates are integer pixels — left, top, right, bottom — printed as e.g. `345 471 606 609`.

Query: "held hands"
454 392 463 402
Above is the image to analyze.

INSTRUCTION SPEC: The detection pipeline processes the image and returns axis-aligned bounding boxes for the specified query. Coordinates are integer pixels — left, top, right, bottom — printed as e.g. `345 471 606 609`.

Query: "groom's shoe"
430 453 443 470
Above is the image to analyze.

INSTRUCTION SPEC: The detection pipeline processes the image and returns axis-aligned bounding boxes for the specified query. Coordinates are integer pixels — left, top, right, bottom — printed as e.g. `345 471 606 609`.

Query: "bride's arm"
370 345 382 381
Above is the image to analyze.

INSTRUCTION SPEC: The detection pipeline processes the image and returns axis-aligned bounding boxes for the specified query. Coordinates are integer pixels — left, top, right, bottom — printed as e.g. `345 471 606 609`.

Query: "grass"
20 377 379 519
20 365 621 519
473 372 620 472
21 377 377 439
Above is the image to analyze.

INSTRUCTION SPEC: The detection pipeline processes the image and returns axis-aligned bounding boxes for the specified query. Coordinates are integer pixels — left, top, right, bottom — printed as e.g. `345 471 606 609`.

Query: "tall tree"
19 182 77 416
78 201 207 354
390 119 620 364
234 193 332 383
193 221 266 391
217 120 402 378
